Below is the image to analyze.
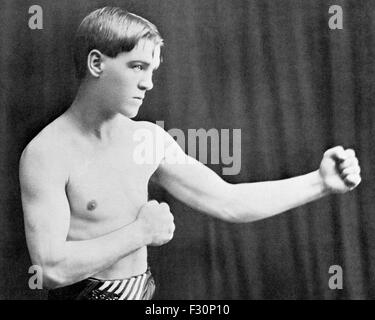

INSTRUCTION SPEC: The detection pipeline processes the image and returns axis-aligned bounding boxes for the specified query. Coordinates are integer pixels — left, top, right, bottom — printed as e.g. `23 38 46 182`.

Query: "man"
19 7 361 300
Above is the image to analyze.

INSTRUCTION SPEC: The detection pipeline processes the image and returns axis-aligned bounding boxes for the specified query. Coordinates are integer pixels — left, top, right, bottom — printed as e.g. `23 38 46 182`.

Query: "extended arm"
152 128 361 223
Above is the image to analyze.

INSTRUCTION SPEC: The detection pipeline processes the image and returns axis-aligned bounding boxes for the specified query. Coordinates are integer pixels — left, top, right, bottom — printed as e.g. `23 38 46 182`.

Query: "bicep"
19 148 70 266
152 138 232 216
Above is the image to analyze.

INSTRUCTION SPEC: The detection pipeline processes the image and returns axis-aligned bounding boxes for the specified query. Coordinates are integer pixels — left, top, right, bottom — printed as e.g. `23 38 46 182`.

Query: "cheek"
105 68 131 87
101 67 138 101
117 75 136 93
106 79 131 102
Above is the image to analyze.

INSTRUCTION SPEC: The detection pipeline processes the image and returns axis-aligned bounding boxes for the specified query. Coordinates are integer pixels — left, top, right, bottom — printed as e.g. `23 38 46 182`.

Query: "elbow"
28 244 71 289
220 197 268 223
222 208 266 223
211 184 248 223
42 265 68 289
220 200 250 223
221 184 279 223
33 254 69 289
221 208 256 223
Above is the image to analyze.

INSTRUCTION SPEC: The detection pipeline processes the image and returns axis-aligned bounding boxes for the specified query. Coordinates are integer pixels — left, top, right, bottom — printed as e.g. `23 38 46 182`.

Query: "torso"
41 113 162 279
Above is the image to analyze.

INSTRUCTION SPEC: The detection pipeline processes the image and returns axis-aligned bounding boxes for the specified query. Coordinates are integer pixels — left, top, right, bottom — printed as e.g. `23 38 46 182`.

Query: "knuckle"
159 202 170 210
147 200 159 207
347 148 355 155
336 146 344 153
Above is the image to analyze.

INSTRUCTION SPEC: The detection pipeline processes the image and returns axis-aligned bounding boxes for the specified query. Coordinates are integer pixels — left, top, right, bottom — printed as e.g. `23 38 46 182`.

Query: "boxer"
19 7 361 300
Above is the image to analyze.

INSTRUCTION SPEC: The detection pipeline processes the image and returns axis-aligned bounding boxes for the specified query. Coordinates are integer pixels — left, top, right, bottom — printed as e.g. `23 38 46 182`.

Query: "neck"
65 80 127 143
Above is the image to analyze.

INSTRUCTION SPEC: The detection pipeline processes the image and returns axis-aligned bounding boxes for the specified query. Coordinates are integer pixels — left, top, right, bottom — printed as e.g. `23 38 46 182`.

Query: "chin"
122 109 139 119
118 105 140 118
128 113 138 119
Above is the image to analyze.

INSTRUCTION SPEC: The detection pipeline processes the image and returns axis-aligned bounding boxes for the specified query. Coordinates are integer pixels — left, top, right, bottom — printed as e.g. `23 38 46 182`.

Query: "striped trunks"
48 267 155 300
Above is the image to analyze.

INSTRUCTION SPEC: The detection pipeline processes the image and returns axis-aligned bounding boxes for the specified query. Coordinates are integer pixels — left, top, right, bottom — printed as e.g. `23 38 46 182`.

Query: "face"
99 39 161 118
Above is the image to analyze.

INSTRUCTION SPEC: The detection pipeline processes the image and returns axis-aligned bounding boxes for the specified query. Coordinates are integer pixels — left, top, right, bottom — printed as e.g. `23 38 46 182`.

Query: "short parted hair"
72 7 164 80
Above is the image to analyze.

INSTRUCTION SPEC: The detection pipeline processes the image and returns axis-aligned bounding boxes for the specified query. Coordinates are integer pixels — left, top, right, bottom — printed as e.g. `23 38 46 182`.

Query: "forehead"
118 39 161 67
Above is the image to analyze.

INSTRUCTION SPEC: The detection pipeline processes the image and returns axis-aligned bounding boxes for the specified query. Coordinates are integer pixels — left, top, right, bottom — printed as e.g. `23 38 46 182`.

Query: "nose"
138 73 154 91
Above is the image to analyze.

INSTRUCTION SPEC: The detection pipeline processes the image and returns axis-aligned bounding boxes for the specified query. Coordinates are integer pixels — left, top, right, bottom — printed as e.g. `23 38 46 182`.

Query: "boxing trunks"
48 267 155 300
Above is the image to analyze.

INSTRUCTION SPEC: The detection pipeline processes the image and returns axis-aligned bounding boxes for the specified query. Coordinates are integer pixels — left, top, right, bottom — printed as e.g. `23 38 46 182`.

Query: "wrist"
313 169 332 196
133 219 152 246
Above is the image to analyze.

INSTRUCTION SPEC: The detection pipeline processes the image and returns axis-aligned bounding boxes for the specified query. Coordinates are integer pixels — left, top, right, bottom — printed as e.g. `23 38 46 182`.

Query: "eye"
132 65 144 71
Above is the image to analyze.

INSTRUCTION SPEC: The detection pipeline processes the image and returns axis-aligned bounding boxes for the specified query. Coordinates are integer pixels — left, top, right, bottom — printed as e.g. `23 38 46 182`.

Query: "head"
72 7 163 118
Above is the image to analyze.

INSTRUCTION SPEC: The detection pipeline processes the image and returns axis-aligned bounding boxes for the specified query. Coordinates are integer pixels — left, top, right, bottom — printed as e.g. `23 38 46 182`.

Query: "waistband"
48 266 155 300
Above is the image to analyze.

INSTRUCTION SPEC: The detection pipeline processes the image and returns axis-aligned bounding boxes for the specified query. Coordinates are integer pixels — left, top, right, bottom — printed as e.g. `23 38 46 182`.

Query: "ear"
87 49 104 78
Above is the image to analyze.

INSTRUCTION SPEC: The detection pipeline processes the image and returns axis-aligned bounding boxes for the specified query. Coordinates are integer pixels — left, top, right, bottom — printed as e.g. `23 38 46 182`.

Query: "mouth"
133 97 144 100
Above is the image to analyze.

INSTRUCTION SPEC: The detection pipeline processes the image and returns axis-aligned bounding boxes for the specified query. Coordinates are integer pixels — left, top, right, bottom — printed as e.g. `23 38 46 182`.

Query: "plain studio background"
0 0 374 299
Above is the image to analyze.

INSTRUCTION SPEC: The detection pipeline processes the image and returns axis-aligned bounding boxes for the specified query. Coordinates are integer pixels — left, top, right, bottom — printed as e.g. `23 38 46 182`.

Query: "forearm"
228 170 330 222
44 220 150 288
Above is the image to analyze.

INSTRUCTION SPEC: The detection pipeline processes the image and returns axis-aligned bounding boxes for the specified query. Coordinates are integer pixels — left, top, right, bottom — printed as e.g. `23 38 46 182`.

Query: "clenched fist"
319 146 361 194
136 200 175 246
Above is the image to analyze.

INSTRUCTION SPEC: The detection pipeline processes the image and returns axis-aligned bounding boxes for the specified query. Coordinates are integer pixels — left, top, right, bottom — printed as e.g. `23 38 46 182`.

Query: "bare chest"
65 143 158 237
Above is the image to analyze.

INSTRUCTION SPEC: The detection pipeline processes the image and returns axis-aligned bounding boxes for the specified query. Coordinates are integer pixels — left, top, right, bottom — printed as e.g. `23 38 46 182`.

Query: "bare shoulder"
20 116 71 183
131 119 173 141
131 119 164 132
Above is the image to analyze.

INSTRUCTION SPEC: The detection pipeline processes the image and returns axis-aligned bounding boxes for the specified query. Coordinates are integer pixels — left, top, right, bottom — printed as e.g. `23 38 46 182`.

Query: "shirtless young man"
19 7 361 300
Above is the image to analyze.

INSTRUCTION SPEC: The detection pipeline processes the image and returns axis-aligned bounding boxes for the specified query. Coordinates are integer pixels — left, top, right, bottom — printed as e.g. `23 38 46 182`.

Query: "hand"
319 146 361 194
136 200 175 246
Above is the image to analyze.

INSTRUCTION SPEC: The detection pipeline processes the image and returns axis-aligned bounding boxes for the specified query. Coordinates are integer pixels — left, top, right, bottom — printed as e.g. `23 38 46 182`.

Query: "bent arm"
19 145 150 289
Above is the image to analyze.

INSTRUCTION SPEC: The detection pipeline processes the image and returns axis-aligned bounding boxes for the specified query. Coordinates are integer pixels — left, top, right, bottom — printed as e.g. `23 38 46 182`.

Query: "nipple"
87 200 98 211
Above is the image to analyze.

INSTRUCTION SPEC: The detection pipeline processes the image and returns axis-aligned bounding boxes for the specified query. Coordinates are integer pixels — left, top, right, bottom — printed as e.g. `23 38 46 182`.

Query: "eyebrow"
128 60 160 71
